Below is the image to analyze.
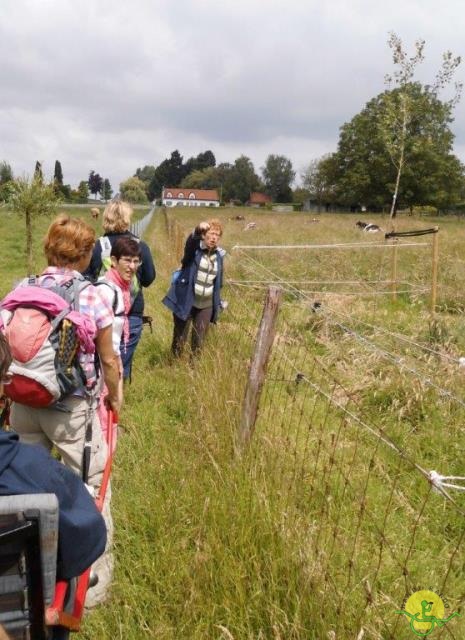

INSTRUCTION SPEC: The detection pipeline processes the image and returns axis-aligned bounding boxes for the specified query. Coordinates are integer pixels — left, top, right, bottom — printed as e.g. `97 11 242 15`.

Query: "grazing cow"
229 215 245 221
90 207 100 220
243 222 257 230
356 220 382 233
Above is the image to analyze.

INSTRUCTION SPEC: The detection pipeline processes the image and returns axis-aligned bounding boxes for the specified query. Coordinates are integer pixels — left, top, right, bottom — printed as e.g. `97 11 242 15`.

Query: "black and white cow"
356 220 382 233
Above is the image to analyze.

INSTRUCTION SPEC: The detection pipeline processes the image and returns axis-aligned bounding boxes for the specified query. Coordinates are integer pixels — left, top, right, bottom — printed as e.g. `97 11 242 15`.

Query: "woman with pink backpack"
1 214 122 607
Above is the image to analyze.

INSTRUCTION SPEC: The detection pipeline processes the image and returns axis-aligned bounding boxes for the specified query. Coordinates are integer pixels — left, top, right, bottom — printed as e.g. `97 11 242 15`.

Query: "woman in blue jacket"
163 219 225 356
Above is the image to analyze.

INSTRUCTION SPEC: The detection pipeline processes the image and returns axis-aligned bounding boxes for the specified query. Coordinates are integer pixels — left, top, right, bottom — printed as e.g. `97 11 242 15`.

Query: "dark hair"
0 334 12 380
110 237 141 261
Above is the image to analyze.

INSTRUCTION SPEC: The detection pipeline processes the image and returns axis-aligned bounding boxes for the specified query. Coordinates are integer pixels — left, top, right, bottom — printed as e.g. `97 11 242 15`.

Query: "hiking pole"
81 409 93 484
96 409 117 512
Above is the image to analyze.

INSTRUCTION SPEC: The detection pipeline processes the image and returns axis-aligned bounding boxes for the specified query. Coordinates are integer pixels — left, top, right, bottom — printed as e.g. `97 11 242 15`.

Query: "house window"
166 200 172 206
178 193 184 199
166 192 172 198
189 193 195 199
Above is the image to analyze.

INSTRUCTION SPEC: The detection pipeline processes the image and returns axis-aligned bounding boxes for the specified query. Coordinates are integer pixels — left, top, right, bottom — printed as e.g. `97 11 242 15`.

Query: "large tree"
382 33 462 217
34 161 43 182
120 177 148 204
333 82 465 211
135 165 156 198
88 170 103 199
77 180 89 201
262 154 295 202
148 150 186 199
54 160 63 187
181 166 220 189
301 154 339 208
0 161 14 202
225 156 260 203
0 161 13 184
183 150 216 179
102 178 113 202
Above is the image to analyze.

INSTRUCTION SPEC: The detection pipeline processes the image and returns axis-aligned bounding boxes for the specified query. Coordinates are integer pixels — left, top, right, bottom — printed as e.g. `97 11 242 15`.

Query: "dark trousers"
172 307 212 356
121 315 143 379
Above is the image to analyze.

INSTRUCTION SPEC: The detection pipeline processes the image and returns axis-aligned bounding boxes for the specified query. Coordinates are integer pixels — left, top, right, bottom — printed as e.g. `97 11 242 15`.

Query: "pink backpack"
0 277 97 408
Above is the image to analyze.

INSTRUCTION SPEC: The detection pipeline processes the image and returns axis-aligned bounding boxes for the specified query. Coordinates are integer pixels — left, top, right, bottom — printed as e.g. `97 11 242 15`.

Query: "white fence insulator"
429 470 465 493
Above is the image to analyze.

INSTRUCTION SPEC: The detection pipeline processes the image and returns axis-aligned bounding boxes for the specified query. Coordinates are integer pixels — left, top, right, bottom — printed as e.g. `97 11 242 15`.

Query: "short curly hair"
207 218 223 236
102 200 133 233
44 214 96 266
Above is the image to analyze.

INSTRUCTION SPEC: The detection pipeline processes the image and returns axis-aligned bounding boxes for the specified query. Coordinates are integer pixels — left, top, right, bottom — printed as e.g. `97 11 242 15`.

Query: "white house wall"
162 198 219 207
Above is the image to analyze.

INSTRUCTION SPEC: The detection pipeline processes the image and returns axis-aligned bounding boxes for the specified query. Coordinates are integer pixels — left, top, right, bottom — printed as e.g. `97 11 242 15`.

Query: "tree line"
0 153 297 207
120 151 296 205
0 162 114 205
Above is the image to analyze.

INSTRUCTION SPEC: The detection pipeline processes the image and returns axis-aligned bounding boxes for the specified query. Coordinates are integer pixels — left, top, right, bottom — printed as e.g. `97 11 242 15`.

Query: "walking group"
0 203 226 633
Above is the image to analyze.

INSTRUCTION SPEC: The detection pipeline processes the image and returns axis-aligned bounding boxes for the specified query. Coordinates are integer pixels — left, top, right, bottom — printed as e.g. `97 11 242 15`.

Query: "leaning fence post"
431 226 439 313
238 286 282 449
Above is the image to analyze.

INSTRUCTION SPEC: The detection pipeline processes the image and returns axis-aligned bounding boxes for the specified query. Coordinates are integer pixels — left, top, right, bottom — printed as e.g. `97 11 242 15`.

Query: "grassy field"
3 206 465 638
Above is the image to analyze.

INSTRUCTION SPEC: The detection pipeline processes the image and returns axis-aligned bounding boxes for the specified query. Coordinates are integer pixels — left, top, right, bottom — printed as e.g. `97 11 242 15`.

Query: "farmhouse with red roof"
162 188 220 208
247 192 272 207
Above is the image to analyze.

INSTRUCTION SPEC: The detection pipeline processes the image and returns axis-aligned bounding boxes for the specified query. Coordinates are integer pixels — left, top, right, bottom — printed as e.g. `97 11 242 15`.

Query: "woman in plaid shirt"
9 214 122 607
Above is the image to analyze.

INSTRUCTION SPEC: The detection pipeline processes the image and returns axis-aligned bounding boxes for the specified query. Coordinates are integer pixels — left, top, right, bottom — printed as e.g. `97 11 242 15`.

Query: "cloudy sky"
0 0 464 190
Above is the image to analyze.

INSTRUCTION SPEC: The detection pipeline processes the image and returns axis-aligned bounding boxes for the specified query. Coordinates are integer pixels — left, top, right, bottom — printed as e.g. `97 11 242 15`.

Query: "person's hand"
105 393 122 416
195 221 210 235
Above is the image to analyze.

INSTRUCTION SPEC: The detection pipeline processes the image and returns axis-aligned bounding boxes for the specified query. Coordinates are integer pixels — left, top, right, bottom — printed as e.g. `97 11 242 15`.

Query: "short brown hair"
207 218 223 236
44 214 96 266
102 201 133 233
0 333 12 380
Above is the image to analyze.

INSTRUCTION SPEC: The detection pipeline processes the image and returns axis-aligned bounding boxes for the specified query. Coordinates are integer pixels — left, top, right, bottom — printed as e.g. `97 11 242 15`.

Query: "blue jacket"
84 231 156 316
0 431 106 580
162 243 224 323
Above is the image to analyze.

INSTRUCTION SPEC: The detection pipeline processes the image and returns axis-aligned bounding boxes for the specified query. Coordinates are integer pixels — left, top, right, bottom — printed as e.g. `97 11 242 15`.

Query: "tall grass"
3 206 464 638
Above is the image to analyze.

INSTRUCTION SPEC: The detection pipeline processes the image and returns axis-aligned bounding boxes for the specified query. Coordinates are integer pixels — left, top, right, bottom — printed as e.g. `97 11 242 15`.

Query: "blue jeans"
121 316 143 380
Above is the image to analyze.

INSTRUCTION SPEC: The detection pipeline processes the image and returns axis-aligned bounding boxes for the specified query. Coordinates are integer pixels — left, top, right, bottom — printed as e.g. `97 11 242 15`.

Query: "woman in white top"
97 237 142 448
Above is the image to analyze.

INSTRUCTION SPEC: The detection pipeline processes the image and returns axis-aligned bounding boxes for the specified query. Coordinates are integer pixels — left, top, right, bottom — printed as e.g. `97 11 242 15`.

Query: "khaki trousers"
10 396 113 607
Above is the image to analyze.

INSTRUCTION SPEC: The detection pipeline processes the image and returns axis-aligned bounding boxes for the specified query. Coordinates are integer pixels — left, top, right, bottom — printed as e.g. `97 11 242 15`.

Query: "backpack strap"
94 280 124 315
99 236 112 257
52 275 91 312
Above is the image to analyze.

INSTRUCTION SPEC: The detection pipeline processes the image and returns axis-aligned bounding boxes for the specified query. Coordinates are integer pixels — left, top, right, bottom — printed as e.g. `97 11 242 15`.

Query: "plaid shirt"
25 267 113 390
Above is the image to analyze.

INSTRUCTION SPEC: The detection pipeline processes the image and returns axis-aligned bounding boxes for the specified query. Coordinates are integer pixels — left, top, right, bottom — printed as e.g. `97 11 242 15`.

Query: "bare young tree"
382 32 462 219
10 176 58 274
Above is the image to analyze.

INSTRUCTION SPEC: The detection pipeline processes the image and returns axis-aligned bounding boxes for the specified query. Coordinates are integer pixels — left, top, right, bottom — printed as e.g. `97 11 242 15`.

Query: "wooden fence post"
238 286 282 449
431 226 439 313
391 241 398 302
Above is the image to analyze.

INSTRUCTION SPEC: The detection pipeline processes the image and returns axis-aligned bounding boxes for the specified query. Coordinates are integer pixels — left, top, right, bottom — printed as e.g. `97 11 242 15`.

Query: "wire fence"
223 278 465 638
166 218 465 638
231 240 433 304
129 204 157 238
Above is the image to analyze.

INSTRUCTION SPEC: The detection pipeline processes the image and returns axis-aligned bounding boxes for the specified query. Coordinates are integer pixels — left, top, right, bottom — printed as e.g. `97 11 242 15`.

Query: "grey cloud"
0 0 464 189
